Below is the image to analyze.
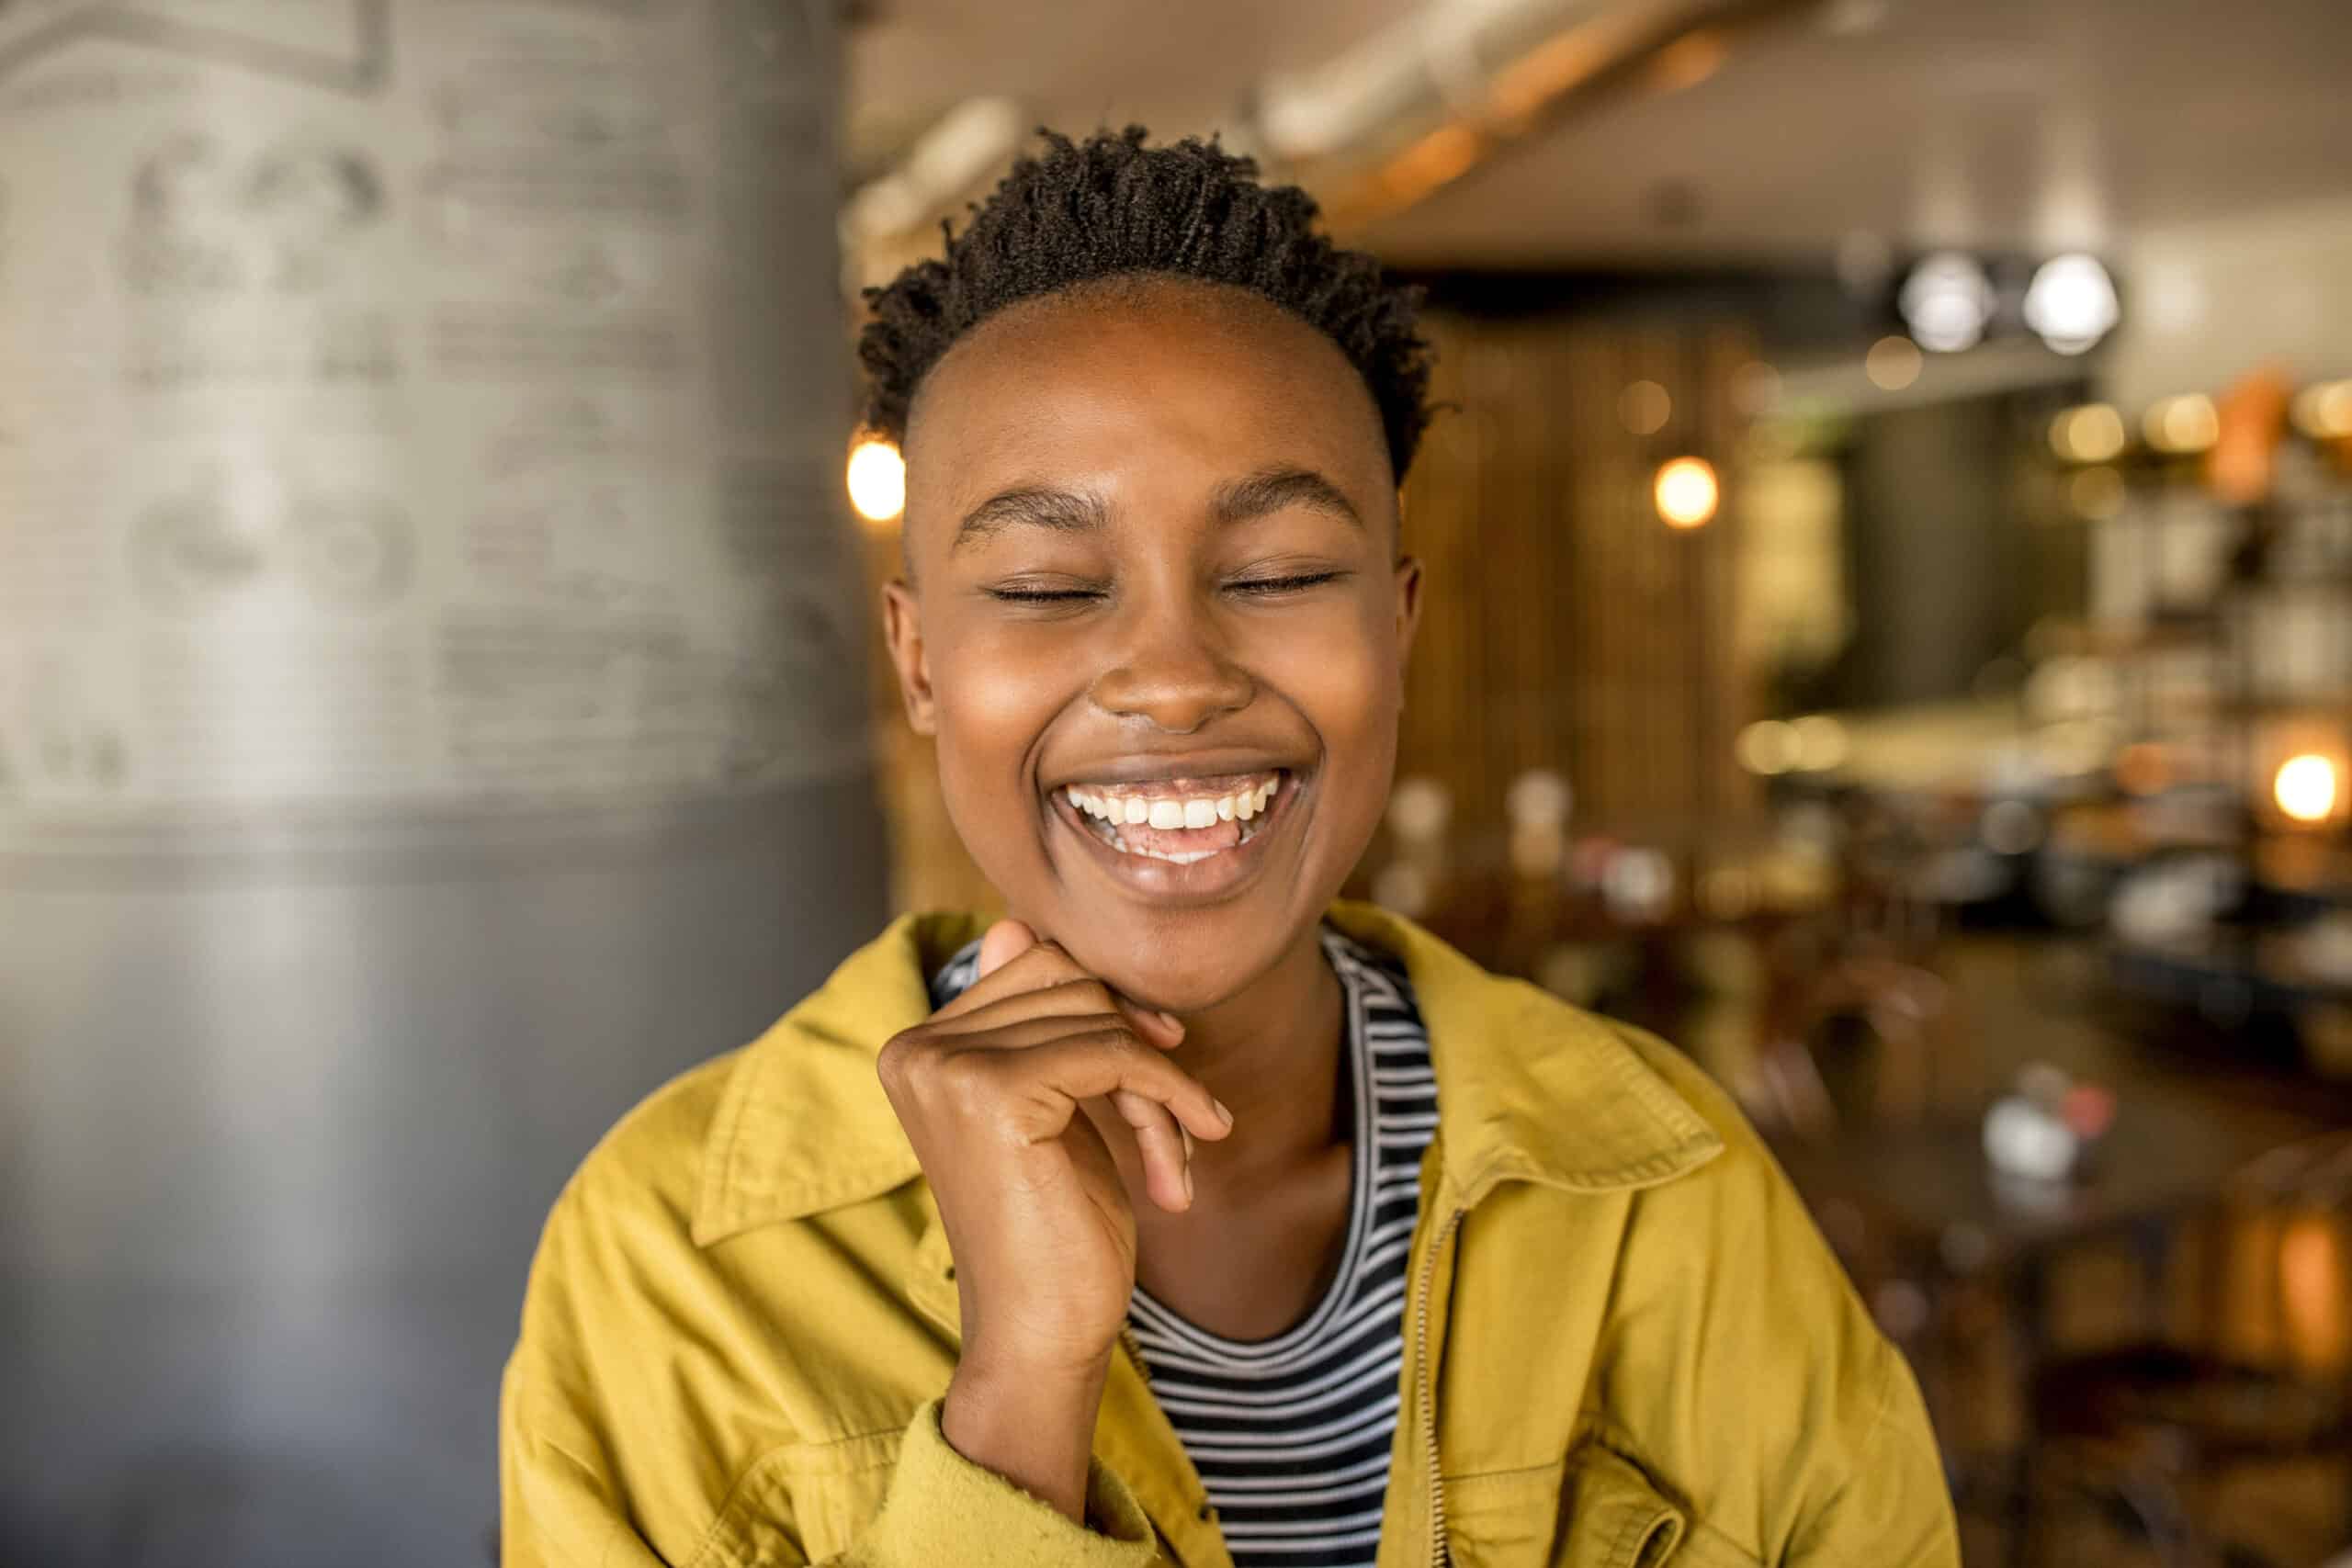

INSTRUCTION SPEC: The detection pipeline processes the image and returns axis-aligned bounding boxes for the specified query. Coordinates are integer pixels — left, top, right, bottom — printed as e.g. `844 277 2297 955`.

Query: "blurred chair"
2020 1132 2352 1568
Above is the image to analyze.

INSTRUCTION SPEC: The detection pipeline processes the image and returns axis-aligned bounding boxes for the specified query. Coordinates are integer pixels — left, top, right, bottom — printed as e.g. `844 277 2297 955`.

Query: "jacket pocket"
1440 1460 1568 1567
1550 1447 1685 1568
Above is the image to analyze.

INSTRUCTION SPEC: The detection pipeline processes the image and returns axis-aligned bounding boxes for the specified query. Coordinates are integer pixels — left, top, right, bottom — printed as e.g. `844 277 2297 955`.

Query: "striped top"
929 929 1437 1566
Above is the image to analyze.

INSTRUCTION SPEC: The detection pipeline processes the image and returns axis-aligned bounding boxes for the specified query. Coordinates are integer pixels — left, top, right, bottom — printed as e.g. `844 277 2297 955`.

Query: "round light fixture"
2022 254 2120 355
1898 251 1996 353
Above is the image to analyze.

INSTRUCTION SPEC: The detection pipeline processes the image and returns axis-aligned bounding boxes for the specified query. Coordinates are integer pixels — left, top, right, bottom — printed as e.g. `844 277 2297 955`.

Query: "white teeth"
1061 772 1288 851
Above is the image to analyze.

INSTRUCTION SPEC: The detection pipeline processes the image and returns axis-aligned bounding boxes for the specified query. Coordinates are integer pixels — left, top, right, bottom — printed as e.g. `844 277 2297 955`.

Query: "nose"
1087 603 1254 735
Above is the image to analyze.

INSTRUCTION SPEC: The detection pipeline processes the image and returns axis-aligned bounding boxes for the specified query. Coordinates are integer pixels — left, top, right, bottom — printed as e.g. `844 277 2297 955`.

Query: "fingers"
974 919 1036 980
939 927 1184 1048
1107 1089 1192 1212
1008 1032 1234 1145
933 976 1184 1050
884 1025 1233 1151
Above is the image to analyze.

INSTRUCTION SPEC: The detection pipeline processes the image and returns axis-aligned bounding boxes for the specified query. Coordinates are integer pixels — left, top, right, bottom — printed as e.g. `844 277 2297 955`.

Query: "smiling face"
882 276 1421 1012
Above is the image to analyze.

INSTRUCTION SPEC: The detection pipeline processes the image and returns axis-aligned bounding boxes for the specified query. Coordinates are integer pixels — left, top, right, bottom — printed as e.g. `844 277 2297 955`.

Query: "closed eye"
1228 570 1347 596
986 587 1102 604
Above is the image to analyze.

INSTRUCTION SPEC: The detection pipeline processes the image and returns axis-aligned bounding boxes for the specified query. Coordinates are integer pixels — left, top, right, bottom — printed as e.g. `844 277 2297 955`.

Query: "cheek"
925 625 1084 883
1265 597 1401 740
931 624 1080 765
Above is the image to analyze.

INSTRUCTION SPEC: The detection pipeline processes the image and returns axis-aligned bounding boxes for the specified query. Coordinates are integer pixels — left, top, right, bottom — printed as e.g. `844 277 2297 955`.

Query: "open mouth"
1053 769 1291 865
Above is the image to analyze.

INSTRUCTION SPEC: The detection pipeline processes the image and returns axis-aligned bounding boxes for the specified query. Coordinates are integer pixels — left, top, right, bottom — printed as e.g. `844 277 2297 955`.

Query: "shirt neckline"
1124 929 1384 1358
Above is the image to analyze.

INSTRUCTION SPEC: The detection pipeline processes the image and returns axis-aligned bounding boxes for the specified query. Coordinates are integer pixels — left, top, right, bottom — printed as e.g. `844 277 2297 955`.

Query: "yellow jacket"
501 903 1957 1568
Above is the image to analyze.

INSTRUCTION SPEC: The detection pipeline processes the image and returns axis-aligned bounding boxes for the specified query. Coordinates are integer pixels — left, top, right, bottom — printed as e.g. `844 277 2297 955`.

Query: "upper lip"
1043 750 1305 792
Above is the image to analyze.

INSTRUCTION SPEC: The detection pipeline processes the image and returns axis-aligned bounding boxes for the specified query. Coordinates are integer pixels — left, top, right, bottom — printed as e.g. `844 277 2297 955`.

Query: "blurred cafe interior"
4 0 2352 1564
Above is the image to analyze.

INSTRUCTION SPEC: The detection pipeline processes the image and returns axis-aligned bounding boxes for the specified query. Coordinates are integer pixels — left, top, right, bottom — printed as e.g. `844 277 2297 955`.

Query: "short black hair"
858 125 1434 481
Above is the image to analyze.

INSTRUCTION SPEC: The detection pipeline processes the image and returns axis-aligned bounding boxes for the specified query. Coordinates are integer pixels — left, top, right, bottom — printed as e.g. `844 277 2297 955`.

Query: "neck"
1167 924 1348 1190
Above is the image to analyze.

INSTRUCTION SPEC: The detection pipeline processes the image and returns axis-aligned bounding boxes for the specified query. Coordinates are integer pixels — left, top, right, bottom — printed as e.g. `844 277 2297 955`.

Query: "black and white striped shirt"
929 928 1437 1566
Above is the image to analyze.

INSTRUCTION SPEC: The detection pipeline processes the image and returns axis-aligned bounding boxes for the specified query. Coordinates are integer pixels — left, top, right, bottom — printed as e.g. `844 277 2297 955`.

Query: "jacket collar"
692 901 1721 1247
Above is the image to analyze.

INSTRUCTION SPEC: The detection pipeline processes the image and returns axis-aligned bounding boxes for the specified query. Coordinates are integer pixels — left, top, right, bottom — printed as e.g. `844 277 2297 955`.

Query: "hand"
877 920 1234 1521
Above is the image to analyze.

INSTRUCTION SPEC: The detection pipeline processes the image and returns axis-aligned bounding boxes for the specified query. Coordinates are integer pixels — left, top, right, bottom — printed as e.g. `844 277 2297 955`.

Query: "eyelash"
988 571 1345 604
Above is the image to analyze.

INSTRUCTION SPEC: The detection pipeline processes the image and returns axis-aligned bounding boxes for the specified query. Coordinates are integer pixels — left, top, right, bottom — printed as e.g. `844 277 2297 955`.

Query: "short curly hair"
857 125 1434 481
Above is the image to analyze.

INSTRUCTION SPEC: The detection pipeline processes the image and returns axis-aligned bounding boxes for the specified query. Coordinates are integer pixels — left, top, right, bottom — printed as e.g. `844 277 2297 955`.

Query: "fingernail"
1157 1010 1182 1033
1182 1161 1193 1204
1213 1097 1234 1127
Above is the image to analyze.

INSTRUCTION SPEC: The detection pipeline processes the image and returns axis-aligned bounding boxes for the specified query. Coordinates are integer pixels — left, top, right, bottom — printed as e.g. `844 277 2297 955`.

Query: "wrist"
942 1353 1110 1525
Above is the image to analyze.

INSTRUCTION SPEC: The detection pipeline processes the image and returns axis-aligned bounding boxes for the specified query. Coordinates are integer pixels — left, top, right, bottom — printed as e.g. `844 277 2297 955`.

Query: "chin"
1045 895 1312 1016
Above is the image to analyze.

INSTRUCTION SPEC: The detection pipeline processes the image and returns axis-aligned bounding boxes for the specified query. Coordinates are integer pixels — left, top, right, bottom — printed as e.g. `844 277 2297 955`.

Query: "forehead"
902 277 1391 523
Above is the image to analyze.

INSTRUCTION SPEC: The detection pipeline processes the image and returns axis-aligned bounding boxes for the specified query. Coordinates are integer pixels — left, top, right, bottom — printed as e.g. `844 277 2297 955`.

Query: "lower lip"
1047 772 1304 903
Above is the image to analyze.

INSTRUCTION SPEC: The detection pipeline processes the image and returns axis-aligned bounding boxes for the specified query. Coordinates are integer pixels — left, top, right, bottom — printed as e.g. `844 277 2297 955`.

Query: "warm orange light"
1490 31 1608 121
2279 1212 2350 1371
2276 753 2340 824
846 438 905 523
1649 29 1726 93
1377 123 1482 208
1655 456 1718 529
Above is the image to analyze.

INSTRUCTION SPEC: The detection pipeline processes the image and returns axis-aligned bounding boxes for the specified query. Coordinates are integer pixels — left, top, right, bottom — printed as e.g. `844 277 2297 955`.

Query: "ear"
1391 554 1424 675
880 579 937 735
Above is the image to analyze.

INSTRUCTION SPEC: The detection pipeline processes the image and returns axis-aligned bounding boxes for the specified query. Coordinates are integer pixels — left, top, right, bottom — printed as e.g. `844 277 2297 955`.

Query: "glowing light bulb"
846 438 905 523
1899 252 1995 353
1654 456 1718 528
2276 754 2339 824
2023 254 2120 355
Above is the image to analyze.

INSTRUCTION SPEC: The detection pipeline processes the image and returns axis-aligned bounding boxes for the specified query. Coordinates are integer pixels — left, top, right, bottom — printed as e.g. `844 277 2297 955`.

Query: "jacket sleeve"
1782 1331 1961 1568
497 1177 1161 1568
501 1380 1160 1568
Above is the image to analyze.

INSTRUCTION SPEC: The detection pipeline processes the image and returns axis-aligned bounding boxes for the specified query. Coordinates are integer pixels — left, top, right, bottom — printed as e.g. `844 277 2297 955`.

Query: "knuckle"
932 1049 998 1114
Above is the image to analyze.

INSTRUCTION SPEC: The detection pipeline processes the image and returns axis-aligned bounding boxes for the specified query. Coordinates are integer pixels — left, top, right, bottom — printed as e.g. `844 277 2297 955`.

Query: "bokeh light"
2276 754 2340 824
1654 456 1719 528
1865 334 1923 390
846 437 907 523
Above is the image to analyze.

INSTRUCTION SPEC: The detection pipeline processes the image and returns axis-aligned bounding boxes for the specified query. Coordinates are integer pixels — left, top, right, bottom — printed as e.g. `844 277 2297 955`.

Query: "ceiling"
846 0 2352 269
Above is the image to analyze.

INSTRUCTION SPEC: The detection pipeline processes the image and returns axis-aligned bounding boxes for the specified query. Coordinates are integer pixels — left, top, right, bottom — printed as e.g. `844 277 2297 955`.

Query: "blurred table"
1769 1082 2324 1273
1770 1068 2337 1557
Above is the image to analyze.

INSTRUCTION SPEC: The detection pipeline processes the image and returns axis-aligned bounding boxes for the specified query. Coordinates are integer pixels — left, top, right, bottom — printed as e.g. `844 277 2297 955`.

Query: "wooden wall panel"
1396 309 1761 840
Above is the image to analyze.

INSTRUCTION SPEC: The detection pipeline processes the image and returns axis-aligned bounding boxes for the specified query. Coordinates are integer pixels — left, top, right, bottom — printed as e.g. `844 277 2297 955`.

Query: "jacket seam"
1571 1416 1763 1568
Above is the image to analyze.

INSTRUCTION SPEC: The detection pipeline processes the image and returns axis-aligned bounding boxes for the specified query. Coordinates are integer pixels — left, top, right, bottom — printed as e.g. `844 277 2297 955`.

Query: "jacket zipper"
1415 1205 1465 1568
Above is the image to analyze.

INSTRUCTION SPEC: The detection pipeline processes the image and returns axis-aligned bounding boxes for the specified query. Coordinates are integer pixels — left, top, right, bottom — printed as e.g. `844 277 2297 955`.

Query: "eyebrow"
1210 467 1363 531
949 465 1362 553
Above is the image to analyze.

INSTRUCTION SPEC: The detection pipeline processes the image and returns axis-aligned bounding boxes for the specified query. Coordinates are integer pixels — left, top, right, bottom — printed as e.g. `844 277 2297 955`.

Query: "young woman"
501 128 1957 1568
